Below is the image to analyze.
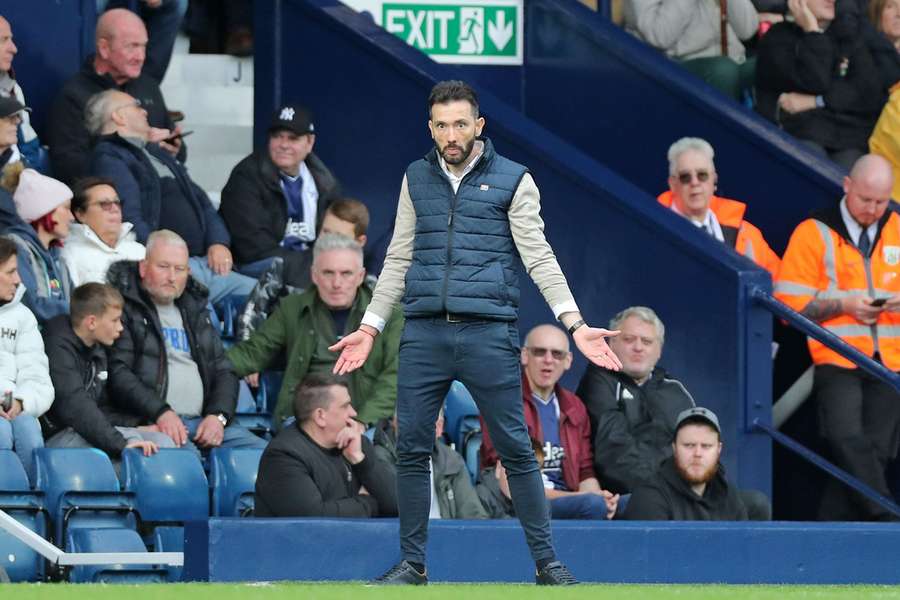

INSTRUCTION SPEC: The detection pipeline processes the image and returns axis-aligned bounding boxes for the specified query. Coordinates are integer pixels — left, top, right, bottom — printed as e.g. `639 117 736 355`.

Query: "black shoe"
535 561 578 585
368 560 428 585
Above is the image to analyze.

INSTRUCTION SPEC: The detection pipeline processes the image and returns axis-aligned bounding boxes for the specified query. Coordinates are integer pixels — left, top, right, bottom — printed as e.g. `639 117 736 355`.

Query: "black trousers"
814 364 900 520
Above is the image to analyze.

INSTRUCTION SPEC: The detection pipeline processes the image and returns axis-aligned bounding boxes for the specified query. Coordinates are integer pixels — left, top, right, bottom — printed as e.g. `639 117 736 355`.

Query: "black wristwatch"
567 319 586 335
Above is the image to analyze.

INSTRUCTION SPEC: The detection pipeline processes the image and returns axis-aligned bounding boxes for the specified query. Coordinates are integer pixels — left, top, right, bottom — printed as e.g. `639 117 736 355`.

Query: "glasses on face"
114 99 142 113
87 198 122 212
677 170 711 185
527 346 569 361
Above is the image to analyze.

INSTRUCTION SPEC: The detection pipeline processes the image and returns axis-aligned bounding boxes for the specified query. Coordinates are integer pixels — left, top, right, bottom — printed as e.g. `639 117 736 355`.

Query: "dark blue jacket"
404 137 526 320
90 134 229 251
0 189 70 323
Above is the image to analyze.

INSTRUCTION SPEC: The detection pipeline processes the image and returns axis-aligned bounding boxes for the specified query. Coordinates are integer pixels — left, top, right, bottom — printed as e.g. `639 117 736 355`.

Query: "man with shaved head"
47 8 183 184
777 154 900 521
480 324 619 520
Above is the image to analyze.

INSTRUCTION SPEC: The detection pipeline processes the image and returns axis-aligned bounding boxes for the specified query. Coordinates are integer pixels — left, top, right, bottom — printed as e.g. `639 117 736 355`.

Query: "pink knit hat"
13 169 73 223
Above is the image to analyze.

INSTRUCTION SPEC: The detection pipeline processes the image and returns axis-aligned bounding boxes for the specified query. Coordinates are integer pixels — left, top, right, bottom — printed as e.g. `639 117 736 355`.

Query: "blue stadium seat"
0 450 47 581
33 448 137 544
209 448 263 517
462 431 483 485
444 381 480 449
66 528 166 583
152 526 184 582
261 371 284 415
121 449 208 524
232 412 275 440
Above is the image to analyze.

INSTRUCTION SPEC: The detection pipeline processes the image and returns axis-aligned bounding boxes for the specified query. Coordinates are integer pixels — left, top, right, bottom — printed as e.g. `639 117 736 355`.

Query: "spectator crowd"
4 0 900 530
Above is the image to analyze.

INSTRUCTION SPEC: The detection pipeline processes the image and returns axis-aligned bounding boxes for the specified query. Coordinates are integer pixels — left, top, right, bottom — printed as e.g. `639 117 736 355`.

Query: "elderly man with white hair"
657 136 780 276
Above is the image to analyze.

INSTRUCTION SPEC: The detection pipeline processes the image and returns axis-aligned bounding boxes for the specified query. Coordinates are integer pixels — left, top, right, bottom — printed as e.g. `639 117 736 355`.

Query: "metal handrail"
753 419 900 518
751 287 900 394
751 286 900 517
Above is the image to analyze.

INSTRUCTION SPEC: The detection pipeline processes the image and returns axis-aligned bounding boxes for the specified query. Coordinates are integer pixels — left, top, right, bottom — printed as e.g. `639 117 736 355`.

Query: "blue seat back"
153 525 184 582
0 450 47 581
121 449 209 523
444 381 479 449
462 432 483 485
34 448 135 543
209 448 263 517
66 527 166 583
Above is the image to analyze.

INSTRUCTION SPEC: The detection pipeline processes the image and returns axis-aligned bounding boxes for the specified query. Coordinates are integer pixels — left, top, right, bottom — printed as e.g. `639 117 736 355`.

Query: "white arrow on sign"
487 10 513 52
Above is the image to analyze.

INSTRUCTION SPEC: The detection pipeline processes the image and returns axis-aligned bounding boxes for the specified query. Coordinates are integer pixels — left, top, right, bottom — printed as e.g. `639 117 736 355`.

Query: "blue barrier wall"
255 0 772 494
184 518 900 584
1 1 97 138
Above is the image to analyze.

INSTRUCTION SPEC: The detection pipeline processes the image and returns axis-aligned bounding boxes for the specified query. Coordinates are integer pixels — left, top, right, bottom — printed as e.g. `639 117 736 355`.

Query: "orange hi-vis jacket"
775 203 900 370
657 191 780 276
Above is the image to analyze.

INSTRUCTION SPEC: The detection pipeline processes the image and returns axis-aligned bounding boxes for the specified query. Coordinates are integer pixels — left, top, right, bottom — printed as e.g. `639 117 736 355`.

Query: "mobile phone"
871 298 887 307
164 130 194 143
1 391 12 411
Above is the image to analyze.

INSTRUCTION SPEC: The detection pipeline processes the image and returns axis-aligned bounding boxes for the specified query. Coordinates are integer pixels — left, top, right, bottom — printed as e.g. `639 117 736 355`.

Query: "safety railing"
751 287 900 517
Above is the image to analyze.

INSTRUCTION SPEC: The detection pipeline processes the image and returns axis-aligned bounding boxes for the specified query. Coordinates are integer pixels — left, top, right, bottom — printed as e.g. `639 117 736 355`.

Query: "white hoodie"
0 284 53 416
61 222 146 287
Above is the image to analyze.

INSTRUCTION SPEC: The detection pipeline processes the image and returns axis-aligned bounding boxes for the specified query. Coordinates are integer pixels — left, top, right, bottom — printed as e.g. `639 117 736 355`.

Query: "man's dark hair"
293 373 350 423
427 80 479 119
70 282 124 325
325 197 370 238
0 236 17 265
72 176 117 214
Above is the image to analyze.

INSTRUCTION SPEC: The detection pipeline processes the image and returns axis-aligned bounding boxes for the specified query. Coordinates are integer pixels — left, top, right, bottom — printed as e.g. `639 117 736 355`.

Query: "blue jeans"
396 318 554 565
237 257 276 279
188 257 255 308
0 414 44 485
180 416 267 454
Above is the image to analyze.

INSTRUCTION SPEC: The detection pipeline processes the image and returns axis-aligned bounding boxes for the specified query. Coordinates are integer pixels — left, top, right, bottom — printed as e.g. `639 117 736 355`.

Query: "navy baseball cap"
269 104 314 136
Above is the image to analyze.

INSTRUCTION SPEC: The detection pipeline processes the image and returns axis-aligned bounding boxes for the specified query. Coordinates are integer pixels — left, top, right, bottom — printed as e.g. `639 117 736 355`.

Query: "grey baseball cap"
674 407 721 438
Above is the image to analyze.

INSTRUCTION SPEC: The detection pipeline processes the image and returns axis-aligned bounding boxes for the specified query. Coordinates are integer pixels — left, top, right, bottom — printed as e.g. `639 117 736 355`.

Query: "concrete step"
182 125 252 156
185 153 247 197
161 86 254 127
163 53 253 88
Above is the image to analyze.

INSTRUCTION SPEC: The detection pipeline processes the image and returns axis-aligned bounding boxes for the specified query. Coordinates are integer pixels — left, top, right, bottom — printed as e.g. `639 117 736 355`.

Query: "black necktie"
858 230 871 257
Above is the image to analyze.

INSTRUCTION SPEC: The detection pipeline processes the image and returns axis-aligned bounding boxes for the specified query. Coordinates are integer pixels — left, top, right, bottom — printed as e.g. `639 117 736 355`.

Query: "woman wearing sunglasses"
60 176 145 287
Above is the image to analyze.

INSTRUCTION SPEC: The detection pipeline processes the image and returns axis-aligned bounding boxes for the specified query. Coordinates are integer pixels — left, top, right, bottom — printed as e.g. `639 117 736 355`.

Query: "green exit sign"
383 1 522 65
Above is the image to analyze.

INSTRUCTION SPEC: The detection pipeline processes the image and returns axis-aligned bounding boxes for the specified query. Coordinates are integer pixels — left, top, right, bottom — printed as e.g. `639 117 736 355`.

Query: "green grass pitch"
6 584 900 599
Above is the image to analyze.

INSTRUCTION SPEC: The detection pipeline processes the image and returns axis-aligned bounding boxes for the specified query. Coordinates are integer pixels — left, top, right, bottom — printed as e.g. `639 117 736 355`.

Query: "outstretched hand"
573 326 622 371
330 329 376 375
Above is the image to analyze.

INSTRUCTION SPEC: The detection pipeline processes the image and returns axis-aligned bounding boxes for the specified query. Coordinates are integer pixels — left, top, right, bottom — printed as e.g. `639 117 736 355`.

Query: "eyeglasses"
527 347 569 361
113 99 142 113
86 198 122 212
677 170 711 185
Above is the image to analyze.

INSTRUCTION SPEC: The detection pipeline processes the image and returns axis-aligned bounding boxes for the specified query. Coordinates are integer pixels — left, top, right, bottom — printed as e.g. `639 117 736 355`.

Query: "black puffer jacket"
106 261 237 423
219 150 339 276
576 366 695 494
41 315 141 455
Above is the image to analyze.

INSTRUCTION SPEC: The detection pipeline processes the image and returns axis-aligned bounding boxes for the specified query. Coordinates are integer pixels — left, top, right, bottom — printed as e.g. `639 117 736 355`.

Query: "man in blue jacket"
85 89 253 306
331 80 623 586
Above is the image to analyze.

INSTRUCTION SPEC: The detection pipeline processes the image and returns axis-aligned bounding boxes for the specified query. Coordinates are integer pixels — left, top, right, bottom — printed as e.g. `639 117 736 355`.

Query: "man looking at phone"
776 154 900 521
85 89 253 306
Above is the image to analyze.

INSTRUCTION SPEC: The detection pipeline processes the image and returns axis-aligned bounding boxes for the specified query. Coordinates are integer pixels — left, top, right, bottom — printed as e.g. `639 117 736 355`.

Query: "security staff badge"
884 245 900 266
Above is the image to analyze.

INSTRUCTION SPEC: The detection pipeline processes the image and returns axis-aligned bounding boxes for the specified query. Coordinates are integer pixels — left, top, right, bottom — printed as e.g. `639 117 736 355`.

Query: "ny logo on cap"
280 107 295 121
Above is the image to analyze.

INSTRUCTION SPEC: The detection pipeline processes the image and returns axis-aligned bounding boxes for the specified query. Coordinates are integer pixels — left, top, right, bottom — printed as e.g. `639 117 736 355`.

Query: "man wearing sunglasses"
61 177 146 287
480 324 619 520
657 137 780 276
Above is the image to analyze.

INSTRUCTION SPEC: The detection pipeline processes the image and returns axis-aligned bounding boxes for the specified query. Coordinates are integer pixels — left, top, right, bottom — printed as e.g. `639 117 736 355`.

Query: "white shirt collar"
669 201 724 242
840 196 877 247
438 140 484 193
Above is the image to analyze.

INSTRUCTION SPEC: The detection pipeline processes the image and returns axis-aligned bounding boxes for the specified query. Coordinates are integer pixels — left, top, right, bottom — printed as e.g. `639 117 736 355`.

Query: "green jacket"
226 283 403 426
